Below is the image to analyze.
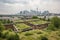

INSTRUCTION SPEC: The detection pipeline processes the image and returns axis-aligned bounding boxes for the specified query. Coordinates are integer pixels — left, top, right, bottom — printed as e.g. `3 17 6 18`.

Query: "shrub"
0 21 5 32
51 16 60 28
37 32 42 34
2 31 9 38
41 36 48 40
7 19 11 23
32 16 38 19
0 32 2 37
47 17 60 31
47 24 56 31
38 36 48 40
0 21 5 38
47 18 50 21
25 32 33 36
0 38 3 40
7 32 19 40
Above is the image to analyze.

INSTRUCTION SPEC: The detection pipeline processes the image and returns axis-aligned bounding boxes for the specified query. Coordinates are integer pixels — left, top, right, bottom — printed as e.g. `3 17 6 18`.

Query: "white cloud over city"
0 0 60 14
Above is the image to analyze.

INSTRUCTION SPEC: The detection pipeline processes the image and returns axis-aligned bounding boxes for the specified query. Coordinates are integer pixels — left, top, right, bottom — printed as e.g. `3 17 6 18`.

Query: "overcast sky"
0 0 60 14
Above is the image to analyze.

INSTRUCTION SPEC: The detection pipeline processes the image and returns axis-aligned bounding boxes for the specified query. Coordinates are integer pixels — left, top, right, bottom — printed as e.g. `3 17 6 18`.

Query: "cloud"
0 0 60 14
0 0 29 4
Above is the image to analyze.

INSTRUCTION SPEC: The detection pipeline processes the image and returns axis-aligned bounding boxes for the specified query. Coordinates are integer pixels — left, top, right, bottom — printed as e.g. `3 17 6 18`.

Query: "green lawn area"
15 23 30 30
14 20 24 22
13 19 40 23
25 19 40 21
30 20 47 25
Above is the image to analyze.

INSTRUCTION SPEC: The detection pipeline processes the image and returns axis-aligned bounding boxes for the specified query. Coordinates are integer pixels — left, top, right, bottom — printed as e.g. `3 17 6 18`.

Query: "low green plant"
0 21 5 32
51 16 60 28
47 24 56 31
7 32 20 40
2 31 9 38
47 17 60 31
41 36 48 40
37 32 42 34
25 32 33 36
32 16 38 19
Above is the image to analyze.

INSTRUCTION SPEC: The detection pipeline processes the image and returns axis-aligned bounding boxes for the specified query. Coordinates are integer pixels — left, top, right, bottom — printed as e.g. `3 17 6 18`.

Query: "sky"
0 0 60 14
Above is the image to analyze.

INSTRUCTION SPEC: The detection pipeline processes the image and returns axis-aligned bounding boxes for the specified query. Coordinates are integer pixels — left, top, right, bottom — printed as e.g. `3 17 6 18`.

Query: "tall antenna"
36 8 38 11
36 8 38 16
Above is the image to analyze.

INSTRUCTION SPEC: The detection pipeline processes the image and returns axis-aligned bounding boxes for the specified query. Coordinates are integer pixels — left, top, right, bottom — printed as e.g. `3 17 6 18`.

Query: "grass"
25 19 40 21
14 20 24 22
30 20 47 25
19 29 60 40
16 23 30 30
1 29 60 40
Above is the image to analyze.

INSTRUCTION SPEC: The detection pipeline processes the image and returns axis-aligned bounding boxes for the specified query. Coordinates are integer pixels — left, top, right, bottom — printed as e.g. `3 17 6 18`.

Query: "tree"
0 21 5 32
32 16 38 19
7 19 11 23
0 21 5 37
51 16 60 28
47 24 56 31
47 16 60 31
